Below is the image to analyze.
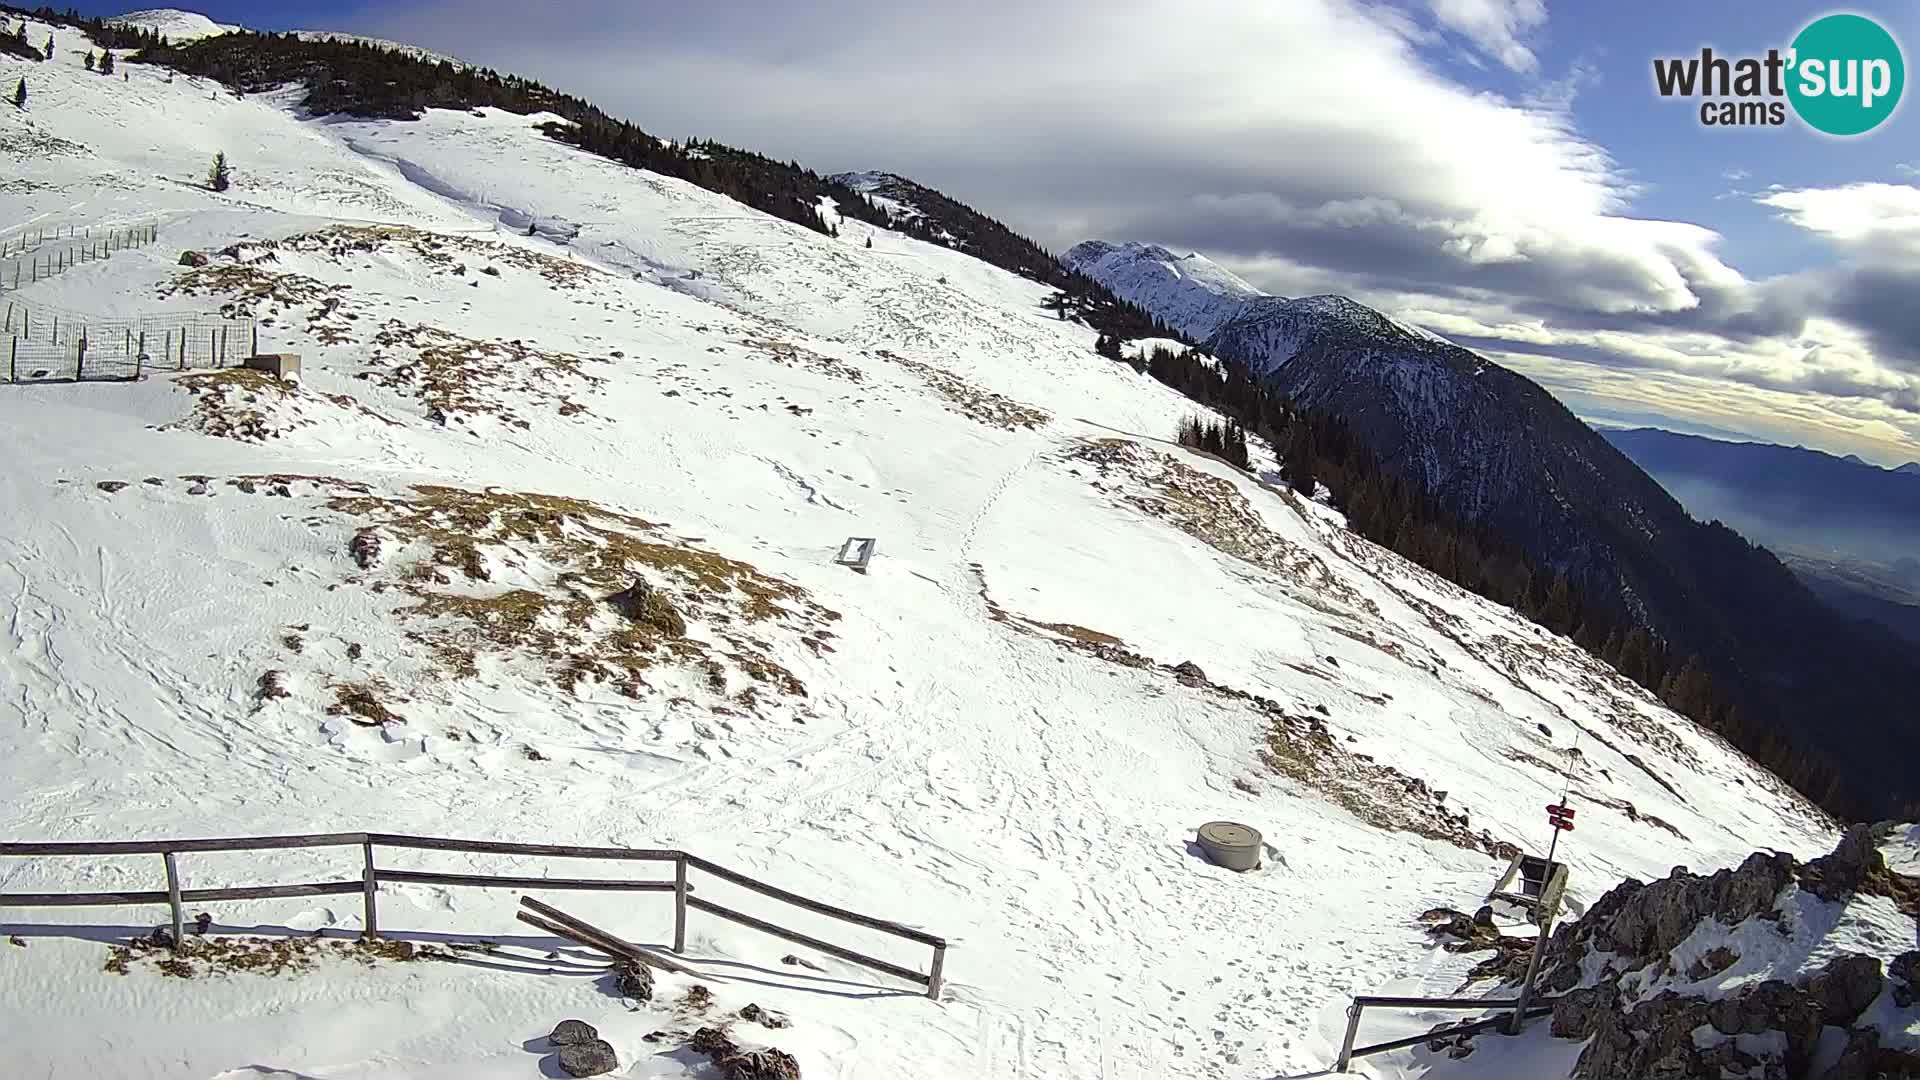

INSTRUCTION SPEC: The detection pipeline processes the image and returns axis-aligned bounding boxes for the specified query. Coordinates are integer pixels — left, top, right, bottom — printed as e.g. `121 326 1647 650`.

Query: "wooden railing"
0 832 947 998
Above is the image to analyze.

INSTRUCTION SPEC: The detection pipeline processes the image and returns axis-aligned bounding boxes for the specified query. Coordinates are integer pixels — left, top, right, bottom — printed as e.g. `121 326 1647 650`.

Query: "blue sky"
1445 0 1920 275
73 1 1920 465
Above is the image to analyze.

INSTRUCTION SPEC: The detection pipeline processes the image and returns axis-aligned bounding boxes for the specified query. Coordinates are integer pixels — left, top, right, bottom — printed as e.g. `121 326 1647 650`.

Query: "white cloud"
1757 182 1920 260
345 0 1919 459
1424 0 1549 73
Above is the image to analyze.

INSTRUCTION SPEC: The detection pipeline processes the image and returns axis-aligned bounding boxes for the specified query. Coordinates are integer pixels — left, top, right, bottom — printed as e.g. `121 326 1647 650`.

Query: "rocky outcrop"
689 1026 802 1080
1514 828 1920 1080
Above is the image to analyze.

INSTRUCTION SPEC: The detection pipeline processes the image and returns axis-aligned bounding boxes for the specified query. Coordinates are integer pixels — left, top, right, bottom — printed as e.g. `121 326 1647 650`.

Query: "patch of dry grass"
1068 440 1375 618
363 321 604 428
872 349 1049 430
329 485 833 702
106 934 438 979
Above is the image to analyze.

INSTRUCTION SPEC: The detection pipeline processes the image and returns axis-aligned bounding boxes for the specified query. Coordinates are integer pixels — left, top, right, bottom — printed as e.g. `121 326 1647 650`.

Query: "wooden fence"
0 832 948 998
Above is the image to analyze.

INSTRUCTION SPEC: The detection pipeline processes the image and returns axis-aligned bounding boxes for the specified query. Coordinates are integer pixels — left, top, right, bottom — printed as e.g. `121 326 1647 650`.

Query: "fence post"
135 332 145 379
8 335 15 383
219 327 227 365
673 855 688 953
361 840 379 940
163 852 185 953
3 301 10 332
927 942 946 1001
208 330 215 367
75 332 86 381
1336 1000 1363 1072
251 321 258 358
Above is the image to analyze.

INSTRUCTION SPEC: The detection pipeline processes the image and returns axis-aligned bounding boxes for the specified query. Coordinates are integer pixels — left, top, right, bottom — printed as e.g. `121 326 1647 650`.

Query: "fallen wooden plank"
517 895 710 978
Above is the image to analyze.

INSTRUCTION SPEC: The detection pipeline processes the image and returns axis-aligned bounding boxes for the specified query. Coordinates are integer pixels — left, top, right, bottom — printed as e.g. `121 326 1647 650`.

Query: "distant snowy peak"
1061 239 1263 341
1900 462 1920 476
106 8 237 41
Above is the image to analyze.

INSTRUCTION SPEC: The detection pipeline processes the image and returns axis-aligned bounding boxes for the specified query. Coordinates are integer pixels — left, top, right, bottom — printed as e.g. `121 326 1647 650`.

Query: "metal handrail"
1335 994 1560 1071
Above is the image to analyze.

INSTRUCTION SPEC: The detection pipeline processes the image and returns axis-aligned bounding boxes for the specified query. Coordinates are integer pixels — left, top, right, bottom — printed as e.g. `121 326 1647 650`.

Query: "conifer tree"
98 49 114 75
11 78 24 110
45 34 53 59
84 50 94 71
208 151 231 192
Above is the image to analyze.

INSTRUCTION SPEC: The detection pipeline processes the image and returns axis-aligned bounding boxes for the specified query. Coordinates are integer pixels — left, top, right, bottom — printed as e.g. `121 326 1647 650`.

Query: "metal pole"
135 332 144 379
672 855 688 953
163 853 185 952
1509 906 1557 1033
74 331 85 381
8 335 15 383
361 840 379 939
1337 999 1363 1071
927 943 947 1001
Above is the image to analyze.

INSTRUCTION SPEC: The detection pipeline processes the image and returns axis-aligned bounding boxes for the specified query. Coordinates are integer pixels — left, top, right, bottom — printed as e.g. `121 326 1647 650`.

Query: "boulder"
1806 954 1884 1024
1172 660 1206 683
556 1039 618 1077
549 1019 599 1046
613 959 653 1002
607 576 686 637
178 250 209 267
348 530 382 570
1890 950 1920 1007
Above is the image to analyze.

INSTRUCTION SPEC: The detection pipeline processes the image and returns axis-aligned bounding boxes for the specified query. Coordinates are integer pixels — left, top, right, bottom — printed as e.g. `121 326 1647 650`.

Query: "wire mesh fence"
4 297 256 384
0 223 161 292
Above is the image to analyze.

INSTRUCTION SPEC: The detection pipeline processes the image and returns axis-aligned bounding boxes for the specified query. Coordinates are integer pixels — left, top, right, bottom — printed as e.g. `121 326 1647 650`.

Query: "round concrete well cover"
1196 821 1262 871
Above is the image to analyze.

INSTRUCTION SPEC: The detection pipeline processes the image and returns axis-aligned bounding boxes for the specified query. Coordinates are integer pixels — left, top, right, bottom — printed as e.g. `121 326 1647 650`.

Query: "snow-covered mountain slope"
1069 238 1920 823
0 18 1838 1080
104 8 236 42
1062 239 1264 341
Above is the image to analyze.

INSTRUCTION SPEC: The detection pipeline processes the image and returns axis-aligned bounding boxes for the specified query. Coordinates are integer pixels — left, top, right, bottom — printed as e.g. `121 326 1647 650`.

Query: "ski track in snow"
0 17 1841 1080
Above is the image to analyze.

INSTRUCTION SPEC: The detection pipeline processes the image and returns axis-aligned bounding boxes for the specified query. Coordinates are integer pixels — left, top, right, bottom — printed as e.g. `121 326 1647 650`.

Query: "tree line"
1140 344 1850 818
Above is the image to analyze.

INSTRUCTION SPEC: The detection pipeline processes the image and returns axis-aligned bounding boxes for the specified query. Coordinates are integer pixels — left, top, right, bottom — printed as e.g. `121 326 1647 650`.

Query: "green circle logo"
1787 13 1904 135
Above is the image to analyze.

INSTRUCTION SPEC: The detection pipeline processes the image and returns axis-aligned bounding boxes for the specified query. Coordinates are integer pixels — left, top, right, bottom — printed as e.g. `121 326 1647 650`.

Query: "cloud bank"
343 0 1920 462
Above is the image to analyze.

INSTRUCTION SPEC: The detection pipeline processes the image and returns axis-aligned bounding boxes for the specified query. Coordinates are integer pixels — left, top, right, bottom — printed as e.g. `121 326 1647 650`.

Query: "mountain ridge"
1069 236 1920 820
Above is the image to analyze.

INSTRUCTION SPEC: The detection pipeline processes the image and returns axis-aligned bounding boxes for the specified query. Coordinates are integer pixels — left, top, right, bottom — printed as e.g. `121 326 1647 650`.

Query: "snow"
1063 240 1262 342
0 21 1841 1079
107 9 238 42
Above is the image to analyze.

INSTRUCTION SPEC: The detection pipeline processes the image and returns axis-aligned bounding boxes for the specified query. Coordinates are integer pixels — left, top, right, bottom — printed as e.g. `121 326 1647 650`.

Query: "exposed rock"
192 913 212 935
613 959 653 1002
1550 983 1617 1040
548 1019 599 1046
1686 944 1739 980
254 670 290 704
689 1026 802 1079
1597 851 1793 965
556 1039 618 1077
607 576 686 637
739 1003 791 1029
187 481 210 496
96 481 129 494
780 953 825 972
1817 1025 1882 1080
178 250 209 267
1891 950 1920 1007
1806 954 1884 1024
348 530 382 570
689 1027 735 1057
1800 823 1891 902
715 1049 802 1079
